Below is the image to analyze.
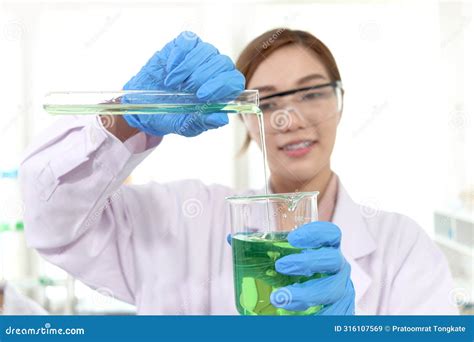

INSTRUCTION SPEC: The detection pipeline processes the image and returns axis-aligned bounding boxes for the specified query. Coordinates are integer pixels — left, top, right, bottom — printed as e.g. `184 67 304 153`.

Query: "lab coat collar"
333 179 377 308
333 180 377 260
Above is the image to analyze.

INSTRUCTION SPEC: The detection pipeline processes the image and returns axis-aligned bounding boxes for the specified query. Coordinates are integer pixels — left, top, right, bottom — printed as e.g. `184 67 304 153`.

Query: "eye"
301 91 324 101
260 101 278 112
300 88 333 101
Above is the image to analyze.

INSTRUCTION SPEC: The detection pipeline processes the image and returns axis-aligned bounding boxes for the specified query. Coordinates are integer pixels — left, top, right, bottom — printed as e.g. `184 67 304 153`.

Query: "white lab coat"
19 116 458 315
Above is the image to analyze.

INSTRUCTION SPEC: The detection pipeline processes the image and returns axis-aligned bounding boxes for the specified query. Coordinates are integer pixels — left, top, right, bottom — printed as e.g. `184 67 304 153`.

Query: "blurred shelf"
434 208 473 251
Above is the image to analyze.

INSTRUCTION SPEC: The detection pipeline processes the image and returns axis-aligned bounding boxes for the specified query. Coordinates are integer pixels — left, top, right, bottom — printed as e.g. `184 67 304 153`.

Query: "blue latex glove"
122 31 245 137
270 222 355 315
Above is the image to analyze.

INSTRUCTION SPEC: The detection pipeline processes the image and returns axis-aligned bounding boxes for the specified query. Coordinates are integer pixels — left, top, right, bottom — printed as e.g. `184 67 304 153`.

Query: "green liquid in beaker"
231 232 325 316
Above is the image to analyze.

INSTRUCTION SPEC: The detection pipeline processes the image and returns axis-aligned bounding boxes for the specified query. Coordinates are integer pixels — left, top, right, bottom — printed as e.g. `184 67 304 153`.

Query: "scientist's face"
244 44 341 186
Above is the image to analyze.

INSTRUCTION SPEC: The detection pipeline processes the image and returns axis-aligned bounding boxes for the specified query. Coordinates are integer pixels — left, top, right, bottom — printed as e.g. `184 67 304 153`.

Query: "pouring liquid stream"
254 110 303 237
255 109 272 237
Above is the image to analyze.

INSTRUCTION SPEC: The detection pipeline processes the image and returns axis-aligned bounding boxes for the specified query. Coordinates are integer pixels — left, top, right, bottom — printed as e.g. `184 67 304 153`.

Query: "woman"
20 29 457 315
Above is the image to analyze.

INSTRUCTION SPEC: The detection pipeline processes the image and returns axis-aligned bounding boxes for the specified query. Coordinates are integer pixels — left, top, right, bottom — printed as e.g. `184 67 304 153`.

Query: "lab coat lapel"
332 180 376 309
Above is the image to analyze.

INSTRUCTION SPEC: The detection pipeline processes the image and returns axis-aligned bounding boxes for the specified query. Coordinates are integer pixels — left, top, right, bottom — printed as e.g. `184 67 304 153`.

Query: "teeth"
283 140 313 151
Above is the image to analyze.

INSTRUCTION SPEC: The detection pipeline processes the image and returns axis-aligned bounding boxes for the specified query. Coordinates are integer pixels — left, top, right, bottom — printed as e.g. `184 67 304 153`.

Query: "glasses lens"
254 84 341 134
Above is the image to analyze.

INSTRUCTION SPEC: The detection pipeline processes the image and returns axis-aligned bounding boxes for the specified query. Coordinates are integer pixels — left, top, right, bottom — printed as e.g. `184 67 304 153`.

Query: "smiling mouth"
279 140 317 151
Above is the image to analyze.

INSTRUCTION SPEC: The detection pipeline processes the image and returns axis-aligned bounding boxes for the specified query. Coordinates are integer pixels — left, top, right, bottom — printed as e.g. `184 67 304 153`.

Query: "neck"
271 164 333 199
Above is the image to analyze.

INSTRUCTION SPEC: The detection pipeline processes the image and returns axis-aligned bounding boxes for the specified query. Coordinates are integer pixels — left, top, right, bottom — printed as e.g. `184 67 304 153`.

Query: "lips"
279 139 317 157
279 140 316 151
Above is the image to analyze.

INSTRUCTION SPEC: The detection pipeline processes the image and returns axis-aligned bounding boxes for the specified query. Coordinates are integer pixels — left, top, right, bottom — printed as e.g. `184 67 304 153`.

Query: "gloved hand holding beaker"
123 31 245 137
270 221 355 315
227 192 354 316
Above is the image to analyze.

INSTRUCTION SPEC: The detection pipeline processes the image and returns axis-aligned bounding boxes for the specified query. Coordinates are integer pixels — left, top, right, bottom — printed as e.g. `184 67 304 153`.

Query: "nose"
269 105 307 133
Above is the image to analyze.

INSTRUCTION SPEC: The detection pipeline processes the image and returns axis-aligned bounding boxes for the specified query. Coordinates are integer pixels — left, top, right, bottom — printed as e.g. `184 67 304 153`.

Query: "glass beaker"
43 90 259 116
226 191 323 316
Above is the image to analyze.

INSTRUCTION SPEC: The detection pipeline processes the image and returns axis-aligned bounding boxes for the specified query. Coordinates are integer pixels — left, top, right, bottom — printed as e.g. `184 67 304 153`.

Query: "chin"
276 158 329 183
276 168 321 187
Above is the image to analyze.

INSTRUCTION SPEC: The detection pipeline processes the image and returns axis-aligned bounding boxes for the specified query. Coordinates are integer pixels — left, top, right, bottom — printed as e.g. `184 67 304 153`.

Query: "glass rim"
225 191 319 203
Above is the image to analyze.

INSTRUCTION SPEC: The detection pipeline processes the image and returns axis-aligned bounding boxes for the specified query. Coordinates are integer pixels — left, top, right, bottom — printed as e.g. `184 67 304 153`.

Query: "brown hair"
236 28 342 152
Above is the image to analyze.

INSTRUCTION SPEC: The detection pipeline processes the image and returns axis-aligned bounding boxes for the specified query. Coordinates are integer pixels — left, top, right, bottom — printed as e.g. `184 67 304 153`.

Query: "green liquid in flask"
232 232 325 316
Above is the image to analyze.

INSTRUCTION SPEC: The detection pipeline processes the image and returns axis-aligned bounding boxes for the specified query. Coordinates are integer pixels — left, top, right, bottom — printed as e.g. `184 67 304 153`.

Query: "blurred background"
0 0 472 314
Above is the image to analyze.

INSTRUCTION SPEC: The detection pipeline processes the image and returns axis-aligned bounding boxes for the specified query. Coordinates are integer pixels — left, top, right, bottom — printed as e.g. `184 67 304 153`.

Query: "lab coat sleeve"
19 115 161 304
388 217 459 315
